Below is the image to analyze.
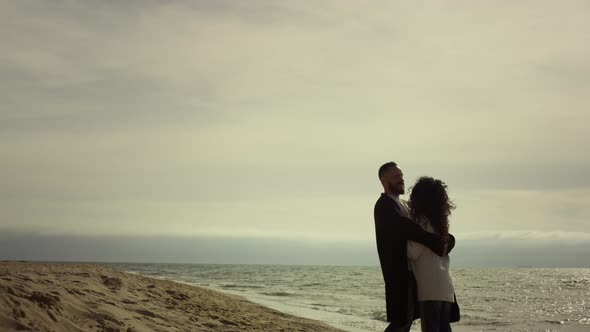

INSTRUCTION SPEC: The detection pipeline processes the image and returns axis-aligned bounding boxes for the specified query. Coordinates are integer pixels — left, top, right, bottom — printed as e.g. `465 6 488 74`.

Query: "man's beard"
388 181 405 195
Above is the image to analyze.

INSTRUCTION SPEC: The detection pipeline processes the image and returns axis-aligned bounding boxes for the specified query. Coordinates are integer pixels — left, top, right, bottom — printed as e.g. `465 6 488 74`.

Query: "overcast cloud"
1 1 589 266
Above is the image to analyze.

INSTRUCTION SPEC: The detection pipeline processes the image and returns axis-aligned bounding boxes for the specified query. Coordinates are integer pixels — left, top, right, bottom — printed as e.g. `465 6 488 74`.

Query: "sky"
1 1 589 267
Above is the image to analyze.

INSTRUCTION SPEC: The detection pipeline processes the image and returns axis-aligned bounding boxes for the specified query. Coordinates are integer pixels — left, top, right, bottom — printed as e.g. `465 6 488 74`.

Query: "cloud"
459 230 590 246
1 229 589 267
451 230 590 268
450 189 590 236
1 0 589 258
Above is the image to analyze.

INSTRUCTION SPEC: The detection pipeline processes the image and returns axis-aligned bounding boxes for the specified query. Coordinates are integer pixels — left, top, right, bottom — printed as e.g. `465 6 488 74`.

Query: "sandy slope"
0 261 343 332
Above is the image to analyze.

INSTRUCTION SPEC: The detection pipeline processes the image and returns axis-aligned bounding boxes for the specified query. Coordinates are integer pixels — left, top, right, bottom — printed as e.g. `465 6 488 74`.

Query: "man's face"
386 167 405 195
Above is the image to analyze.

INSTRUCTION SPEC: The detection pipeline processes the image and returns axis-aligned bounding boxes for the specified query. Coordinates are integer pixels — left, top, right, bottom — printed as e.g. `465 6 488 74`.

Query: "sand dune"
0 261 342 332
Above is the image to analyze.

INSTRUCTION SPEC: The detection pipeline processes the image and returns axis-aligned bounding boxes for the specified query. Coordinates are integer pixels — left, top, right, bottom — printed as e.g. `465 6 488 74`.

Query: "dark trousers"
384 272 417 332
384 320 412 332
419 301 452 332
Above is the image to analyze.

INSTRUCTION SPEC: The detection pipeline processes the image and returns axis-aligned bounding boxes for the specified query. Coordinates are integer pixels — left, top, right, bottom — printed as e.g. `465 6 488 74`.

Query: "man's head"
378 161 405 196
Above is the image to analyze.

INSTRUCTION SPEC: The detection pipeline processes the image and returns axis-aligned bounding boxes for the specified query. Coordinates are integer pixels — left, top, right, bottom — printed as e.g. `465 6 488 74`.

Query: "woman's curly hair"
409 176 455 237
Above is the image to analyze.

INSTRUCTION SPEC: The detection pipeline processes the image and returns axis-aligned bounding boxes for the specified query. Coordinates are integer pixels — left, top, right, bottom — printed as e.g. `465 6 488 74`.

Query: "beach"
1 262 588 332
0 261 342 332
104 263 590 332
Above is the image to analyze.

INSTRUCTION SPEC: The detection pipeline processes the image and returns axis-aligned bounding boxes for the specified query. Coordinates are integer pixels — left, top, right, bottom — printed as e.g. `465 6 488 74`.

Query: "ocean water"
104 263 590 332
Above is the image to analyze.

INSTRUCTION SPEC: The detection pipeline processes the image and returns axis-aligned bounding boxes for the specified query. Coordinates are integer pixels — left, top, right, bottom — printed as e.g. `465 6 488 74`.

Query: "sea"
104 263 590 332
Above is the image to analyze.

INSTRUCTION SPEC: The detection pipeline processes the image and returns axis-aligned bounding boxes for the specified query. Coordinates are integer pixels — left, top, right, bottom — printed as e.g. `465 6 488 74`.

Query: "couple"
374 162 460 332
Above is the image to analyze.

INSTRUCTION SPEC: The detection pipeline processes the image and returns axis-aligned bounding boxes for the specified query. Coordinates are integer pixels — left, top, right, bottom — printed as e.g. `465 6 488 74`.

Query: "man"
374 162 455 332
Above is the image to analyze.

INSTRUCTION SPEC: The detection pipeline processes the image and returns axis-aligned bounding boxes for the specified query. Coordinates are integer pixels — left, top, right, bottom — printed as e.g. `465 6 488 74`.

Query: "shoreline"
0 261 343 331
117 269 587 332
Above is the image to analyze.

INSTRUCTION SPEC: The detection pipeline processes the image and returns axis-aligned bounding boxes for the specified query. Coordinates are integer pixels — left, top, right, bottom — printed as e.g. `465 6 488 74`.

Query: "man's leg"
384 276 416 332
419 301 443 332
384 320 412 332
438 301 451 332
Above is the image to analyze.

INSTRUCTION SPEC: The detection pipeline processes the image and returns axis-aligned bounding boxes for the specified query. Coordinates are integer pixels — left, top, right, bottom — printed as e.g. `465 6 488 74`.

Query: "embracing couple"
374 162 460 332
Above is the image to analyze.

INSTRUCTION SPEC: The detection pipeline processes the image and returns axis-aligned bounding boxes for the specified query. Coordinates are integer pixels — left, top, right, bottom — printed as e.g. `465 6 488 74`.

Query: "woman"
407 177 457 332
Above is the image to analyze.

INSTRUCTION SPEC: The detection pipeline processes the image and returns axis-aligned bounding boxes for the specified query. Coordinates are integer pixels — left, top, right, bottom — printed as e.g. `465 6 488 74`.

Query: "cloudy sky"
1 1 589 266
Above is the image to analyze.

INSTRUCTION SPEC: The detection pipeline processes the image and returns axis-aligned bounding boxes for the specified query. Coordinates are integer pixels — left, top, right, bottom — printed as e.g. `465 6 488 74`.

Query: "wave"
220 284 264 289
309 303 328 307
370 310 387 322
260 291 293 297
560 277 590 288
300 283 324 287
459 315 511 326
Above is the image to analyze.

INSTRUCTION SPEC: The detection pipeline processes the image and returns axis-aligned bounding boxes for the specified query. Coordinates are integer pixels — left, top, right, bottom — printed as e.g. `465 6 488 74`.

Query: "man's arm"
407 223 456 255
407 240 426 261
445 234 456 255
375 200 447 256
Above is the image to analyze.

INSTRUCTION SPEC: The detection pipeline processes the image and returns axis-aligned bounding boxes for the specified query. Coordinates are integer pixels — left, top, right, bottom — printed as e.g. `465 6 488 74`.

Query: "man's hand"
445 234 456 255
